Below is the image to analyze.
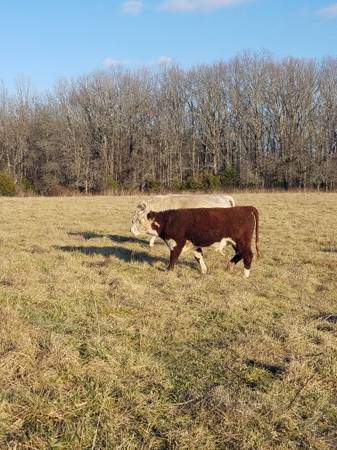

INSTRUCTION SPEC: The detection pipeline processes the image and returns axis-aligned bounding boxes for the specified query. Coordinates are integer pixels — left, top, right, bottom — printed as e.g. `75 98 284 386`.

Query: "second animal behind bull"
146 206 259 278
130 194 235 247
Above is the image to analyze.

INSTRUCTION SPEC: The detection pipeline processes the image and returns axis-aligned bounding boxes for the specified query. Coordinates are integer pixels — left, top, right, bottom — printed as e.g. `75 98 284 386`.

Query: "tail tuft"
252 207 260 258
256 245 261 259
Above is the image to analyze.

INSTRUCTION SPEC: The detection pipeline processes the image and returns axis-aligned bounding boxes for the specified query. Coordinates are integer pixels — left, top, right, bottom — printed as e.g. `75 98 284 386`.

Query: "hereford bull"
130 194 235 247
145 206 259 278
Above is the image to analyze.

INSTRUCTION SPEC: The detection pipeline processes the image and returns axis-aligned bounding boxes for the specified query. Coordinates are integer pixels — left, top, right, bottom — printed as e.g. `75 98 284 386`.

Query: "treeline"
1 53 337 195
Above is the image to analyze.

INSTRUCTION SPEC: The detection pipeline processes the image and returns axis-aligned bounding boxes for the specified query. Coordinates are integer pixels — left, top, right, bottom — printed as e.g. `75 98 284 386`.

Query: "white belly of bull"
212 237 236 254
166 238 177 250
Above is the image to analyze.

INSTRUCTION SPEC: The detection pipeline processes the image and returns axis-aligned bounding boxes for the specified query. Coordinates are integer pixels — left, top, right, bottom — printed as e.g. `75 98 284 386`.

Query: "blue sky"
0 0 337 92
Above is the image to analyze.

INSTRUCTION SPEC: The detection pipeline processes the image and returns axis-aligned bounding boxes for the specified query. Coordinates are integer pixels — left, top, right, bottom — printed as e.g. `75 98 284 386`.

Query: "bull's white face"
130 202 158 237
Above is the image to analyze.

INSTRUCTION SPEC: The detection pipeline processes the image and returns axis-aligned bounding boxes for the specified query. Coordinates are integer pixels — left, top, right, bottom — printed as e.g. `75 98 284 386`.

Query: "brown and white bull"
130 194 235 247
144 206 260 278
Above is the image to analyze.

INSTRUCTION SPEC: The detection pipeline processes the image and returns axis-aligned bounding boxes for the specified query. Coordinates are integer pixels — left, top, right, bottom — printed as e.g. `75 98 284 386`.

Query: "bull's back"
163 207 255 247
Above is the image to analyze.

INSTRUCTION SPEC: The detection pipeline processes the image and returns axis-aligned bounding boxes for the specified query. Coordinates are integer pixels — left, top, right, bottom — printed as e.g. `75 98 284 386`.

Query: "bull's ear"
147 211 155 220
137 201 148 211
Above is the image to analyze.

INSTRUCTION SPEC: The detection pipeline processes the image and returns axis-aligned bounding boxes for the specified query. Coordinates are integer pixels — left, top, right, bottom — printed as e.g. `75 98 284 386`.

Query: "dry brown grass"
0 193 337 449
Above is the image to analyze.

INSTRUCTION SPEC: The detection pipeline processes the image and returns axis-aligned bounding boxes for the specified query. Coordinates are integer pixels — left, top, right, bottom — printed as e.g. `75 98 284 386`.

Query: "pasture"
0 193 337 449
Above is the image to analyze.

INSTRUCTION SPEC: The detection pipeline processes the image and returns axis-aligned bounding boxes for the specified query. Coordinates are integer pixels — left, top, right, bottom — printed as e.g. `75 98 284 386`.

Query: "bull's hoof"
244 268 250 278
158 267 174 273
227 262 235 272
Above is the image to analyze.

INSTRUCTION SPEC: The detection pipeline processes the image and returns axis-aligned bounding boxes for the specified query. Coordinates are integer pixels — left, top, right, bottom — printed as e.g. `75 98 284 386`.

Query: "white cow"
130 194 235 247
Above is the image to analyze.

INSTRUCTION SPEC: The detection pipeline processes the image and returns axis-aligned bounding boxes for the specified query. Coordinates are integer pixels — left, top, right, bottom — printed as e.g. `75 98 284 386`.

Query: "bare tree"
1 54 337 194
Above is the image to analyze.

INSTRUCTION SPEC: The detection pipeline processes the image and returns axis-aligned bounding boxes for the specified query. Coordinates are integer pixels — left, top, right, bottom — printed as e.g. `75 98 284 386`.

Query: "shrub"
171 178 182 191
105 176 120 192
202 174 222 190
37 174 74 196
143 178 161 193
0 172 16 196
182 171 239 191
182 176 203 191
37 174 59 195
17 177 35 195
220 168 239 188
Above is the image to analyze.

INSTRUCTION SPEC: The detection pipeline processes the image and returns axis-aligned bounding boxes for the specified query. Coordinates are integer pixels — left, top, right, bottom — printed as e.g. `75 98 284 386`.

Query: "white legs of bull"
166 242 207 274
193 248 207 274
194 246 251 277
165 241 254 277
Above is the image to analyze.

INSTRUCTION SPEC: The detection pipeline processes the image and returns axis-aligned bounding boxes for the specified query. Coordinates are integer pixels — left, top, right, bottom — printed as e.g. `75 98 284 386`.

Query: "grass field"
1 193 337 449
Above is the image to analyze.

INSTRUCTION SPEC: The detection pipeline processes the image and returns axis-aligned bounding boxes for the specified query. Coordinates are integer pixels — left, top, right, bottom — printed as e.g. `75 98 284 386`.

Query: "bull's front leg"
167 240 185 271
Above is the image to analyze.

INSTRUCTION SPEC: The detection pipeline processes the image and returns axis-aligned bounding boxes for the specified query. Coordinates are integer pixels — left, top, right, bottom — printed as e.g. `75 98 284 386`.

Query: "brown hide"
147 206 259 273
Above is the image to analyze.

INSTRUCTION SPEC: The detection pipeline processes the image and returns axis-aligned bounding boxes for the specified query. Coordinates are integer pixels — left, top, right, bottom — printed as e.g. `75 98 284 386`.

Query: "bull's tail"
252 207 260 258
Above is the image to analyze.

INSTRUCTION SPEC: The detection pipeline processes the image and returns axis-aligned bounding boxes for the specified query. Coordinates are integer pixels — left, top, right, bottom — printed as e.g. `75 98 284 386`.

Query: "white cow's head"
130 201 156 236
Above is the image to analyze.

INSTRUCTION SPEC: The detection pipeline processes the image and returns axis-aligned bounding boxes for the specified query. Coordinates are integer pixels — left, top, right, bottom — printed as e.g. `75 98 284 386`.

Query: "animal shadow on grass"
244 359 286 378
320 247 337 253
109 234 150 245
57 244 198 270
68 231 149 245
57 245 167 266
315 313 337 324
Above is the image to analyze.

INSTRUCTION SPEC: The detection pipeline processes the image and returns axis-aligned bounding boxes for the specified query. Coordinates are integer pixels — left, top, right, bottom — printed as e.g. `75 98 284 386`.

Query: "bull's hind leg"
242 248 253 278
167 240 186 271
193 248 207 274
227 246 242 272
